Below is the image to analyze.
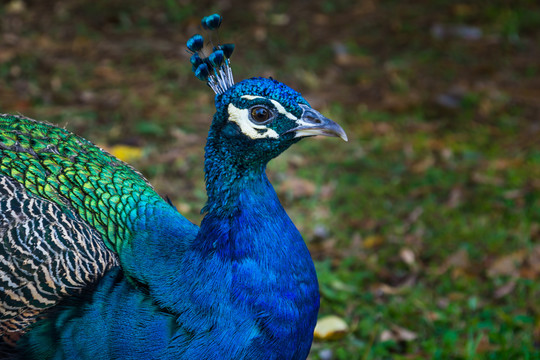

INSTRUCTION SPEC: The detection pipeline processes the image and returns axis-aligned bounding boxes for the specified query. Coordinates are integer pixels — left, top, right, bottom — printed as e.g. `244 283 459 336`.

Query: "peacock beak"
285 104 348 142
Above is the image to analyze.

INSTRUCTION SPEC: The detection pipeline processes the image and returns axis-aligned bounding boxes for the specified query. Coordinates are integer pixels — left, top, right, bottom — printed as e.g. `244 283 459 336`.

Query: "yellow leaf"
108 145 144 163
362 235 384 249
314 315 348 340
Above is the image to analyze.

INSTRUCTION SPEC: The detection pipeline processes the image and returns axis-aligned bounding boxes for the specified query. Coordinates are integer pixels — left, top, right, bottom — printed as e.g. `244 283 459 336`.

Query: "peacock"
0 14 347 359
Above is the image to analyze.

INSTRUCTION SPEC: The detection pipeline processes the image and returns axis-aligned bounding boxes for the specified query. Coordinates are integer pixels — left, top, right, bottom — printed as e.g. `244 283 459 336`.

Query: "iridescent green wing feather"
0 113 178 339
0 114 166 253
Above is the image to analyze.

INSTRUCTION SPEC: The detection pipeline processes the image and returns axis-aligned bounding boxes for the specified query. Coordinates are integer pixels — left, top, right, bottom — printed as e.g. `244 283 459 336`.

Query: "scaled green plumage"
0 114 164 253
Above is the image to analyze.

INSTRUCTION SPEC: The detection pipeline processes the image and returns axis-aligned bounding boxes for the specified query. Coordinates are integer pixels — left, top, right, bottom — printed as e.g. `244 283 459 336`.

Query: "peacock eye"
249 106 273 124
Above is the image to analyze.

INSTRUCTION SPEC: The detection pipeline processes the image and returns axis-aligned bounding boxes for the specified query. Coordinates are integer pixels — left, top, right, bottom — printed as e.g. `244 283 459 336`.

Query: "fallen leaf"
400 248 416 266
372 276 416 296
472 172 505 186
526 245 540 275
372 283 402 296
491 158 522 170
320 183 336 201
391 325 418 342
6 0 25 14
94 64 123 83
107 145 144 163
379 329 394 342
487 250 526 278
411 155 435 173
494 279 516 299
436 248 469 276
379 325 417 342
446 186 463 208
476 334 500 353
314 316 348 341
362 235 384 249
279 177 316 199
424 311 441 322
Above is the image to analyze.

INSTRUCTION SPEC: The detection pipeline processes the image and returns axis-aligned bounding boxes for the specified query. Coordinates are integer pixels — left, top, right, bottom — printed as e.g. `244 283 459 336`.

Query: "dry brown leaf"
379 330 394 342
392 325 418 342
446 186 463 208
400 248 416 266
436 248 469 276
527 245 540 274
472 172 505 186
313 316 349 341
6 0 25 14
372 283 402 296
487 250 526 278
491 158 523 170
494 279 516 299
476 334 500 353
320 183 336 201
424 311 441 322
94 64 123 83
372 277 416 296
379 325 417 342
279 177 317 199
411 156 435 173
0 49 16 64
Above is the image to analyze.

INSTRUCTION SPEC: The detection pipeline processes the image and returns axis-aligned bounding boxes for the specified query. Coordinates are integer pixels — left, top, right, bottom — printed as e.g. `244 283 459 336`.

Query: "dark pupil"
252 107 269 122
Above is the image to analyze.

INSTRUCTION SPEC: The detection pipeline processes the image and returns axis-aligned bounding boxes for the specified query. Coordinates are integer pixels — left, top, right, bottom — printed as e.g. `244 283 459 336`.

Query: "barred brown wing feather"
0 175 118 343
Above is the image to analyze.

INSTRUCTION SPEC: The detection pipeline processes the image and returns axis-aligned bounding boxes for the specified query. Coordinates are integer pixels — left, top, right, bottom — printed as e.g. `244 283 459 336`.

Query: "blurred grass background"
1 0 540 358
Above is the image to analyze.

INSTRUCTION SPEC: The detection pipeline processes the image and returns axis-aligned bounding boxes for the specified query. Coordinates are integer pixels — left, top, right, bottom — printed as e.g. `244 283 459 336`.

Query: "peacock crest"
187 14 235 95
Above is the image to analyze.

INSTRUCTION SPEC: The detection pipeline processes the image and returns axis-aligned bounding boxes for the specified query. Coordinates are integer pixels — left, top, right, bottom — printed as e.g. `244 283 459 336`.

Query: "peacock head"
187 14 347 168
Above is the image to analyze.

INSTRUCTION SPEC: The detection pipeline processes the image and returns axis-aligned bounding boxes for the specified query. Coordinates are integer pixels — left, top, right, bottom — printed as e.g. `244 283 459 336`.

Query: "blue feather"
186 34 204 52
208 50 224 68
190 53 203 67
221 43 235 58
194 63 210 81
201 14 222 30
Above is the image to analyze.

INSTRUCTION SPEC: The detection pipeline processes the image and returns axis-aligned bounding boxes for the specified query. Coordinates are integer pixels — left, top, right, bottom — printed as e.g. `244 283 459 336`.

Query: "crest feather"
187 14 235 95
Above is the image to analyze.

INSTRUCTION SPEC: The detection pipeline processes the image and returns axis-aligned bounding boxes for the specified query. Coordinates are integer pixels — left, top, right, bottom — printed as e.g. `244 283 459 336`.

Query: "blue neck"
119 137 320 358
190 169 320 357
201 123 284 216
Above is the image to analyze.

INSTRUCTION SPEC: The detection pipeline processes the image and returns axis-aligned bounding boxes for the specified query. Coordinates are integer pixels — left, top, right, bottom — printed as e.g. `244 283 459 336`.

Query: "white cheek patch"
227 103 279 139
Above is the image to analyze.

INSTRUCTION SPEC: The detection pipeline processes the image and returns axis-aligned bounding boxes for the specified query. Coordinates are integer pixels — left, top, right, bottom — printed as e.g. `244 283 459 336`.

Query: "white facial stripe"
227 104 279 139
240 95 298 121
241 95 264 100
269 100 297 120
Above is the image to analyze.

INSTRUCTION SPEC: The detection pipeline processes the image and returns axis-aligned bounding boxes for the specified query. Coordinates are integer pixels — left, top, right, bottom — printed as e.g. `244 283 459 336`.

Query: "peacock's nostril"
310 117 322 124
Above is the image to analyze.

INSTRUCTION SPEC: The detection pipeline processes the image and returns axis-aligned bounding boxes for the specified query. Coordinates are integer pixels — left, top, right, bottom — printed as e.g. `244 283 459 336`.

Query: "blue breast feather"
19 172 319 360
